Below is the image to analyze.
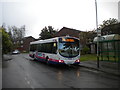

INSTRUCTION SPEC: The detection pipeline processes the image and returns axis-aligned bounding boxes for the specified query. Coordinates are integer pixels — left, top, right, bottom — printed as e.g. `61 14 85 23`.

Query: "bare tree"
8 25 26 49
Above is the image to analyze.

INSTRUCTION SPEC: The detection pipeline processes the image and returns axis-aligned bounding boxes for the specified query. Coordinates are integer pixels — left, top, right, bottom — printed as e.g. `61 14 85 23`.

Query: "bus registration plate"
65 60 73 64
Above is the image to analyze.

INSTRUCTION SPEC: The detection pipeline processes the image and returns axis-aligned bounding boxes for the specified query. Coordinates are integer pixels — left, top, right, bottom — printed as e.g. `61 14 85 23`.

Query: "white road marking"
24 77 35 89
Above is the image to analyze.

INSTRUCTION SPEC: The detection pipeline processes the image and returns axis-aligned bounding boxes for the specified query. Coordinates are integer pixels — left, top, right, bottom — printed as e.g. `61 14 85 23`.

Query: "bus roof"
30 37 58 45
30 36 79 45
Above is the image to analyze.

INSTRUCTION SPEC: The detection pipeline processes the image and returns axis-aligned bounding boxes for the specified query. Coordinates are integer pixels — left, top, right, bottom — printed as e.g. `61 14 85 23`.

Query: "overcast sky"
0 0 119 38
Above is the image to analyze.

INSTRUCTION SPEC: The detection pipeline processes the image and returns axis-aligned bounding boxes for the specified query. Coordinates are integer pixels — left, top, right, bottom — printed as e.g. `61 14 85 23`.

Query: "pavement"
80 60 120 77
3 54 120 76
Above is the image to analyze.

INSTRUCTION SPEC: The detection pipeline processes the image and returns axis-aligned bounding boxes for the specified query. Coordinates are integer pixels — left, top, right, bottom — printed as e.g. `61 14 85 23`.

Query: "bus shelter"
94 34 120 63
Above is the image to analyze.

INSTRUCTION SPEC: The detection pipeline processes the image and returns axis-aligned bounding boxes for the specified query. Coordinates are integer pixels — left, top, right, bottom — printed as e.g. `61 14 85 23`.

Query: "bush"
81 45 90 55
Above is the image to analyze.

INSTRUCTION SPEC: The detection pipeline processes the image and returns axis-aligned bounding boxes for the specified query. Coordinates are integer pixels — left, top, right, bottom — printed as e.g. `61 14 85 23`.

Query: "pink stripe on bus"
49 58 59 62
35 55 46 59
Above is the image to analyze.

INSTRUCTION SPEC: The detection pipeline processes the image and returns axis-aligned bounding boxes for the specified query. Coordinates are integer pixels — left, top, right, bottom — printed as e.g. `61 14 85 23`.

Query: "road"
0 61 1 90
2 54 120 88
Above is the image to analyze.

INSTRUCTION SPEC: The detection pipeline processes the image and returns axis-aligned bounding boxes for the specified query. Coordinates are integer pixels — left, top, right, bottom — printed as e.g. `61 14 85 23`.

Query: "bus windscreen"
59 37 79 58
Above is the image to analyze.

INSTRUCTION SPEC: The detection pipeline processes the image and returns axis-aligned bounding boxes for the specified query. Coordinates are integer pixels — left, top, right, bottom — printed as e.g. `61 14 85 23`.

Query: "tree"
39 26 57 40
99 18 119 29
99 18 120 35
79 31 96 45
1 27 13 54
8 25 25 40
79 31 96 55
8 25 26 49
101 23 120 35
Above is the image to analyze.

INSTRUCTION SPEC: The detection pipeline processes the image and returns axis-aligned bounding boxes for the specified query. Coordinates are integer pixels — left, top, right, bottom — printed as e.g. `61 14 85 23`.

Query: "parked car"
12 50 20 54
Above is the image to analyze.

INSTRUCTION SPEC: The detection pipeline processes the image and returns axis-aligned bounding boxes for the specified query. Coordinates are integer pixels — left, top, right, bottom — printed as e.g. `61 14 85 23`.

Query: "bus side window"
52 42 57 54
37 42 57 54
38 44 42 52
41 44 45 52
30 45 33 51
30 44 36 52
45 43 52 53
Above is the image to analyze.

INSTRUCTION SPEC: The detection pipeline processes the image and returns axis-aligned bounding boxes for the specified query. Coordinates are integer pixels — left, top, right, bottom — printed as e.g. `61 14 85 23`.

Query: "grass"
80 54 119 62
80 54 97 61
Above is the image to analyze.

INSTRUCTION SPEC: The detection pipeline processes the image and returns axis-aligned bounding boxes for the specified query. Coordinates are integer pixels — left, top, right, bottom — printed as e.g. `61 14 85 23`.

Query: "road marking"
27 81 30 84
25 77 35 89
86 68 99 73
25 77 27 80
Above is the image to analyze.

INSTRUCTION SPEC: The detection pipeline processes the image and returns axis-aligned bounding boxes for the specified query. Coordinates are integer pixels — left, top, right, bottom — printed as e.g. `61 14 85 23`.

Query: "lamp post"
95 0 100 68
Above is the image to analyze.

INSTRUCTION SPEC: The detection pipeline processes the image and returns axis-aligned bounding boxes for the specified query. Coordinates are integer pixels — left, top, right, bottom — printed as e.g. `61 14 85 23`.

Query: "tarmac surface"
0 68 1 90
2 54 120 88
3 54 120 76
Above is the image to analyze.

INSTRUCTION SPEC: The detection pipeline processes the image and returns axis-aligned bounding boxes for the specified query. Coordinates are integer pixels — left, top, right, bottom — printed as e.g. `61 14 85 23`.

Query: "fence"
94 34 120 63
99 40 120 62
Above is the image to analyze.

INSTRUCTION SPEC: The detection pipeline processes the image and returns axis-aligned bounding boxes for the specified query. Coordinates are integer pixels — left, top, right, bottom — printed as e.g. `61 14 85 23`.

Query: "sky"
0 0 119 39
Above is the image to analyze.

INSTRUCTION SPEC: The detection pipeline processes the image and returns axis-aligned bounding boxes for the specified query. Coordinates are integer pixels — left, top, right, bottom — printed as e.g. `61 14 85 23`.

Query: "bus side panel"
35 52 65 64
34 52 46 62
35 55 46 62
30 51 80 65
45 53 80 65
45 53 65 64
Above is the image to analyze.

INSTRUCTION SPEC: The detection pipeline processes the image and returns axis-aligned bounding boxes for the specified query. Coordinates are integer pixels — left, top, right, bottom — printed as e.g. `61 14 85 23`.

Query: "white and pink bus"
29 36 80 65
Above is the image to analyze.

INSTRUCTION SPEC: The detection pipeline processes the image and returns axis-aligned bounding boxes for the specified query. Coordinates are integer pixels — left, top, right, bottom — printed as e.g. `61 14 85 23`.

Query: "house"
55 27 81 38
17 36 36 52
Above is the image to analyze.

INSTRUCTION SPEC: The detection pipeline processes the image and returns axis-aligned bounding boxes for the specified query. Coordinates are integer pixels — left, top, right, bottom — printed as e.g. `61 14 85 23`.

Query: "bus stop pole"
95 0 99 68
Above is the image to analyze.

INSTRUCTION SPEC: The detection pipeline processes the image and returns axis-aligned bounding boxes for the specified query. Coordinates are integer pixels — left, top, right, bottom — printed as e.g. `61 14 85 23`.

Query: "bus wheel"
46 56 49 64
33 54 36 61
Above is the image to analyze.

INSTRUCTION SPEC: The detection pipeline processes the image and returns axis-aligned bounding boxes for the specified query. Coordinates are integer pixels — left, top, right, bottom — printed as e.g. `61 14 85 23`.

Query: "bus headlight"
75 59 80 62
59 60 64 63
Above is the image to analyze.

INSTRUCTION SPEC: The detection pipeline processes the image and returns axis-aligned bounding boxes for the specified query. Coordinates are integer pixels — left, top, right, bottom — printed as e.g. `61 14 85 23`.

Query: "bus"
29 36 80 65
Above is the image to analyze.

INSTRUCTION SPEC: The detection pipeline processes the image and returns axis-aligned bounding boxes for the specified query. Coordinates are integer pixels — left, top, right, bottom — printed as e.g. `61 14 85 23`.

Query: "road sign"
97 29 101 36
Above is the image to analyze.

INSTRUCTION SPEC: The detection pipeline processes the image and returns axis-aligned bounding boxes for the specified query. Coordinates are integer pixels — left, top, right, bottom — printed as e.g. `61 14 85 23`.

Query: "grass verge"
80 54 97 61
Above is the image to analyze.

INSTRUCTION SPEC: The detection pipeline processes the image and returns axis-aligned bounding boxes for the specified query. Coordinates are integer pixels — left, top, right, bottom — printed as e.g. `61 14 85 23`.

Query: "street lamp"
95 0 100 68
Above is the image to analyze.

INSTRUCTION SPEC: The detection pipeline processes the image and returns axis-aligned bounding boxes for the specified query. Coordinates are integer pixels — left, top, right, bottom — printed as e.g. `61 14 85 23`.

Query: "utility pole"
95 0 100 68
